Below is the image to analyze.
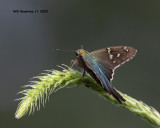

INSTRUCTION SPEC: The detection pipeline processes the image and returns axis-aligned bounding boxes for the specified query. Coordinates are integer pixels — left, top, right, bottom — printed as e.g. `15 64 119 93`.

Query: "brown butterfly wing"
90 46 137 81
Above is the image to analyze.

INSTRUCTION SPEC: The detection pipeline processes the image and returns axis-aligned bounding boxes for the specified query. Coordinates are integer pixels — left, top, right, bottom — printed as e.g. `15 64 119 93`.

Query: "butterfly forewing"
90 46 137 81
91 46 137 69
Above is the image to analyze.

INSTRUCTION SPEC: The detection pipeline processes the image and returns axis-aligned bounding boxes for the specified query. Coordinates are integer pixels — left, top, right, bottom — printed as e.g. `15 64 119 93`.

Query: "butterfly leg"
82 69 91 88
70 59 78 68
82 69 86 77
70 59 86 79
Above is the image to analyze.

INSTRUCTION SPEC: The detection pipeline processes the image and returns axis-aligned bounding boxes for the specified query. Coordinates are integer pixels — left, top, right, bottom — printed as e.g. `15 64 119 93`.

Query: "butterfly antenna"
54 48 75 52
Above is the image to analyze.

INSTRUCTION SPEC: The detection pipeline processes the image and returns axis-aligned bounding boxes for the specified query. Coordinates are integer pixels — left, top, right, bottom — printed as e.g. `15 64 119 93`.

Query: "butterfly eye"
75 51 78 56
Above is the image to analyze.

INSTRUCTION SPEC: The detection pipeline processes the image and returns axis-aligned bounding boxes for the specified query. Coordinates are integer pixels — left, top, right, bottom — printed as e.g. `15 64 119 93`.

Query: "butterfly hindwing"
81 53 125 103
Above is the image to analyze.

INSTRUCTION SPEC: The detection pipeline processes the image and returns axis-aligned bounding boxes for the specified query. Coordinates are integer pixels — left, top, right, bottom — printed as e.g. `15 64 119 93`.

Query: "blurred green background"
1 0 160 127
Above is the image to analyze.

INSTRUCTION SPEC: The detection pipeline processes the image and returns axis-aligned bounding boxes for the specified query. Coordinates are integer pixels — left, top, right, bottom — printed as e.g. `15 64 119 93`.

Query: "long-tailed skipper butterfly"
74 46 137 104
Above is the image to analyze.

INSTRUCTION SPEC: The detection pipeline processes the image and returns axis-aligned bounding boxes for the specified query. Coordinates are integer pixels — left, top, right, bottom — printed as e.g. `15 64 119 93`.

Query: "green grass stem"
15 65 160 127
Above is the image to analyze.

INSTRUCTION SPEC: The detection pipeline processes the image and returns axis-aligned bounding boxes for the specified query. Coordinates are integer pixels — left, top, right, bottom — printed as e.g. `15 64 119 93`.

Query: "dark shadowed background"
1 0 160 128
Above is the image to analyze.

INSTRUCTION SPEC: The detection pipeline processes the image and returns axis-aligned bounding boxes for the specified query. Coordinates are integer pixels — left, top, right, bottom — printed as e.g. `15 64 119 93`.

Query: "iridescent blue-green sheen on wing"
83 53 125 103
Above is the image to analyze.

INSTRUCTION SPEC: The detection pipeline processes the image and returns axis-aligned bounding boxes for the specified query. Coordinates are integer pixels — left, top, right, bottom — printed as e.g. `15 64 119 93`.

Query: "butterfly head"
75 49 89 57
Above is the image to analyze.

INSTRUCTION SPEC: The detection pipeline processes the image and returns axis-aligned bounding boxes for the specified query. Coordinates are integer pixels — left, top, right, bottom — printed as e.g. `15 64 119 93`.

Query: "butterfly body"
75 46 137 104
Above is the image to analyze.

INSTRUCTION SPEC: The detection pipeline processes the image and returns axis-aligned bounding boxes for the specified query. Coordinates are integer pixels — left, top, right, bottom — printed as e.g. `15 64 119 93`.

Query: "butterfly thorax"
75 49 88 68
75 50 101 85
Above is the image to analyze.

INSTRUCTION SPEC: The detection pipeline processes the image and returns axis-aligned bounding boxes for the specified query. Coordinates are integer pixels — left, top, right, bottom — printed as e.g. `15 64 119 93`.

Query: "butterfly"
74 46 137 104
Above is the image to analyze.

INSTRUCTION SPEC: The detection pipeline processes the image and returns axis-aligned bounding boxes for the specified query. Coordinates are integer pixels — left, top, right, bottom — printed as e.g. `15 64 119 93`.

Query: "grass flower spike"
15 65 160 127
